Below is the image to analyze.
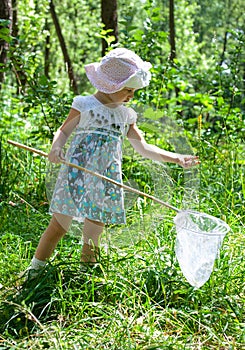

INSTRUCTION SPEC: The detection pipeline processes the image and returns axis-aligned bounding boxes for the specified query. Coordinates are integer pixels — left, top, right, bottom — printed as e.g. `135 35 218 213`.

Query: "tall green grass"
0 154 244 349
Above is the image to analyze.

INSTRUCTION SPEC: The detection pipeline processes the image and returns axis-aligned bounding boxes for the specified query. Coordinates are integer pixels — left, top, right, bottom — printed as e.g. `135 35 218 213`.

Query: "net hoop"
174 210 231 237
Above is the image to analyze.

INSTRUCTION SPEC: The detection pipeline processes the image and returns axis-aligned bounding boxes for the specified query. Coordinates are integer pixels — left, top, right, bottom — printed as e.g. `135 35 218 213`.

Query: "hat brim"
85 63 127 93
85 62 151 94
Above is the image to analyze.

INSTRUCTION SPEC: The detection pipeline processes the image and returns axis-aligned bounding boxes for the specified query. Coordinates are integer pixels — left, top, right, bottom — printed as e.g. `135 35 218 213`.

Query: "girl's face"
107 88 136 103
94 88 137 106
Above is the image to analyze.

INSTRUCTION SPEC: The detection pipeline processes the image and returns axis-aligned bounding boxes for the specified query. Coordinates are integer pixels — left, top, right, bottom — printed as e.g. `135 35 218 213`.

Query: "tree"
101 0 118 55
49 0 78 94
11 0 28 93
0 0 11 88
169 0 176 62
44 19 50 79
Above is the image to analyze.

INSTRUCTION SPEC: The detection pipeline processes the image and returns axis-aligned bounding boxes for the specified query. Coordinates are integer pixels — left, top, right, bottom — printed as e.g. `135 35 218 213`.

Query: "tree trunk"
11 0 27 93
49 0 78 94
0 0 11 88
44 19 50 79
219 30 228 67
11 0 17 37
169 0 180 101
169 0 176 62
101 0 118 56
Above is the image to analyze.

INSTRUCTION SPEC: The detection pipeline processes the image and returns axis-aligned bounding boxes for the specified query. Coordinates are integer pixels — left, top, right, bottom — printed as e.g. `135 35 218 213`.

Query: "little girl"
30 48 199 273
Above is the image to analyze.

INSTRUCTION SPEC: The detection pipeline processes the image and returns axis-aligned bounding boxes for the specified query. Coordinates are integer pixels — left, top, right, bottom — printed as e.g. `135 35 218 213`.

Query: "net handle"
7 140 180 213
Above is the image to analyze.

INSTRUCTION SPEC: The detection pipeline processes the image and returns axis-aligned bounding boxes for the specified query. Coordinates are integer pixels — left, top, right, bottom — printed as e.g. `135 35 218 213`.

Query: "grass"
0 198 244 349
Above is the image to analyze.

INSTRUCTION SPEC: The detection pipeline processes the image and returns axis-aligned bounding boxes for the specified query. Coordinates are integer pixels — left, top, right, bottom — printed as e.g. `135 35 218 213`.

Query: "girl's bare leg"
81 218 104 263
35 213 72 261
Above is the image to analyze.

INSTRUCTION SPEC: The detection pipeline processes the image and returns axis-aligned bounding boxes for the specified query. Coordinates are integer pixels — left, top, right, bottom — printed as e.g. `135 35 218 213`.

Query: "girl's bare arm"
59 108 81 138
48 108 80 163
127 123 199 168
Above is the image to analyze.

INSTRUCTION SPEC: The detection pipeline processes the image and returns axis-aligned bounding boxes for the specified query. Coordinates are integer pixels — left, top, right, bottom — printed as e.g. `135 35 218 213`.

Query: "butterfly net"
174 210 230 288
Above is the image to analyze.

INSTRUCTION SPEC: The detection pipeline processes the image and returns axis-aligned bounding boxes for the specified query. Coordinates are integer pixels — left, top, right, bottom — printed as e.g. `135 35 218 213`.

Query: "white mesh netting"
174 210 230 288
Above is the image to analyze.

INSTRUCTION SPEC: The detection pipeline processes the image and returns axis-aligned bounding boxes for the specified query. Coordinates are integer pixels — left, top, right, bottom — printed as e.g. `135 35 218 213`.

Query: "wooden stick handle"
7 139 179 212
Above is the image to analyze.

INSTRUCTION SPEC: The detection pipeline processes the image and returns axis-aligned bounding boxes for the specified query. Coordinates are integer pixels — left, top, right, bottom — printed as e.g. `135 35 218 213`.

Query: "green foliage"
21 74 73 141
0 0 244 348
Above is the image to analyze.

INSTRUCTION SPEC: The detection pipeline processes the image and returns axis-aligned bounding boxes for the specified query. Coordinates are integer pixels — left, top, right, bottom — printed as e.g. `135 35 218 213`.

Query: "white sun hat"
84 48 152 93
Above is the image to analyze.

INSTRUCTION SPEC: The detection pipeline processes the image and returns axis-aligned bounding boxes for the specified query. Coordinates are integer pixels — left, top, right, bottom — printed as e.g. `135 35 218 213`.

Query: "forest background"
0 0 244 349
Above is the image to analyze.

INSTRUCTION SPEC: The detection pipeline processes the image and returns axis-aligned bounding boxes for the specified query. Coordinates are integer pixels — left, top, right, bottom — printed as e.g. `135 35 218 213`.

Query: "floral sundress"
49 95 137 224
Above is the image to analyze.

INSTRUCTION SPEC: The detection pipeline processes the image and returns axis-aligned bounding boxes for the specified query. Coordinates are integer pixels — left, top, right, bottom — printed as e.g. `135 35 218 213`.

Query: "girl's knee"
83 218 104 246
85 218 105 228
52 214 72 234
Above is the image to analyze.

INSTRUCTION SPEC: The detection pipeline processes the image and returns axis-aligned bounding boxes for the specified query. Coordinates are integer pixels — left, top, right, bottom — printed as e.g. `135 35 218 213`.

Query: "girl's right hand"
48 147 65 163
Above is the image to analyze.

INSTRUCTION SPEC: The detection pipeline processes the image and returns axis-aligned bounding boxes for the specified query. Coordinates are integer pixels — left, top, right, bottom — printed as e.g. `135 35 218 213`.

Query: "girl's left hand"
177 155 200 168
48 147 65 163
